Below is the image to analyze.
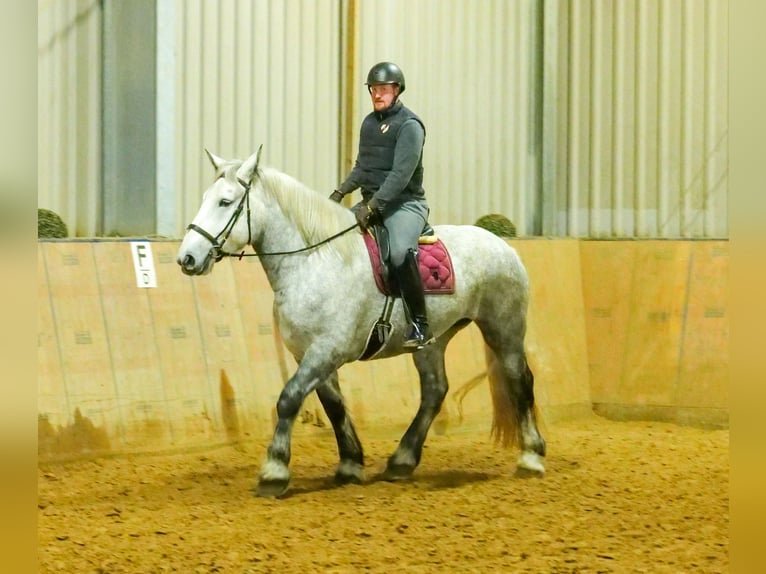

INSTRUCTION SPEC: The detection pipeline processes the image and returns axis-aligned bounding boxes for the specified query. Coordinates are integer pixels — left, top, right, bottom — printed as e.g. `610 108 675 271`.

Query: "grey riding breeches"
382 199 429 267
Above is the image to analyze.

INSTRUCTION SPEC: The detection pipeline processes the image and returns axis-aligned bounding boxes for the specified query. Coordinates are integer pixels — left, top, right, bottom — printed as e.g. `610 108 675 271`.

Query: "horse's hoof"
255 478 290 498
334 471 363 486
514 466 544 479
334 460 364 485
381 463 415 482
515 451 545 478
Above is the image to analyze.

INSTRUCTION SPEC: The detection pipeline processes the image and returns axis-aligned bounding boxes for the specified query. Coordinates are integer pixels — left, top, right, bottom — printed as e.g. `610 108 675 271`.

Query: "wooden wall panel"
41 242 117 455
675 242 728 420
38 247 68 428
619 241 690 405
93 242 167 449
580 240 728 428
579 241 634 403
146 242 214 446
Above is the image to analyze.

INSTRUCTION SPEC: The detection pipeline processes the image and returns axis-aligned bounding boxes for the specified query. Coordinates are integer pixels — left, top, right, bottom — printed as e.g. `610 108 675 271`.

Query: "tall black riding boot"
396 249 434 349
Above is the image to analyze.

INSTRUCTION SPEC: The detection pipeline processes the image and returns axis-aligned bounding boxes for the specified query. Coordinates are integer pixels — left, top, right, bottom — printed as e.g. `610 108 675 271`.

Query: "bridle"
185 169 359 262
186 175 254 263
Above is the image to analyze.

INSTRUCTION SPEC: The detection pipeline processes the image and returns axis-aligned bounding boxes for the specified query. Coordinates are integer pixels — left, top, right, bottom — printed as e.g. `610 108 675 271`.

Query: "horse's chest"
275 287 370 346
273 292 328 339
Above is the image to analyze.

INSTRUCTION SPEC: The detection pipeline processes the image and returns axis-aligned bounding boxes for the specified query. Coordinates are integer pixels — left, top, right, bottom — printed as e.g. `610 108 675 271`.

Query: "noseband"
186 177 253 262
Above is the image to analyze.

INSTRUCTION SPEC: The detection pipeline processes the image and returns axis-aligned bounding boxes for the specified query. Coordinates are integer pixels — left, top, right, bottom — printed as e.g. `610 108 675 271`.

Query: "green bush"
38 208 68 238
474 213 516 238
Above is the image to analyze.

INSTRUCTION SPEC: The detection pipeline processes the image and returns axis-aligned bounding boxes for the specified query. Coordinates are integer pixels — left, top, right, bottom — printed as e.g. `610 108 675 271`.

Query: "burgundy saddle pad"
362 232 455 296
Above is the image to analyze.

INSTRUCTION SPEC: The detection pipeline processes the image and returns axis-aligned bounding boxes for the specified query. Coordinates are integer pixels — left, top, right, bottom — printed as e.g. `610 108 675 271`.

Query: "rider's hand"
367 197 382 219
355 197 382 230
355 202 372 229
328 190 344 203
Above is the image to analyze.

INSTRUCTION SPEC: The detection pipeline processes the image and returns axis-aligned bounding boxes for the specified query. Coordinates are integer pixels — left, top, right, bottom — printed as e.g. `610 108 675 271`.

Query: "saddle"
362 224 455 296
357 224 455 361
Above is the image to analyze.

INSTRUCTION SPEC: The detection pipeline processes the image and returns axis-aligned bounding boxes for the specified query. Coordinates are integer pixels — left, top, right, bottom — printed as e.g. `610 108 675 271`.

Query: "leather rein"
186 175 359 262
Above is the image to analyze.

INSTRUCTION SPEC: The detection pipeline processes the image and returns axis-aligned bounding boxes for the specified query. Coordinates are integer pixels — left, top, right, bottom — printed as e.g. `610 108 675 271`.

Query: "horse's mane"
256 166 360 262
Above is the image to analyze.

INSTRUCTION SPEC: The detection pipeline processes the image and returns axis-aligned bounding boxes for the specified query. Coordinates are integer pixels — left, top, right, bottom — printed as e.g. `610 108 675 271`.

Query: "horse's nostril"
183 254 195 269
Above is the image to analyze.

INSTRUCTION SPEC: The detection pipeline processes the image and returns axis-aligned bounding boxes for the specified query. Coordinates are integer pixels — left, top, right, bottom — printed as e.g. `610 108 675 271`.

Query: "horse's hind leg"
484 333 545 475
315 372 365 485
508 353 546 476
476 303 545 474
383 341 449 481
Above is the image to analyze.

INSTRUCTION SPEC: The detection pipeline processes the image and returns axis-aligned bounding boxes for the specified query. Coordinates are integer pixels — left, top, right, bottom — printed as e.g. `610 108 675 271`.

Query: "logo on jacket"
380 123 390 134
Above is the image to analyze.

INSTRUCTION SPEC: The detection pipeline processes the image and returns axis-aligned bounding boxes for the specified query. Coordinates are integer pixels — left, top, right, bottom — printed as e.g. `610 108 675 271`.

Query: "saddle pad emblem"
363 233 455 295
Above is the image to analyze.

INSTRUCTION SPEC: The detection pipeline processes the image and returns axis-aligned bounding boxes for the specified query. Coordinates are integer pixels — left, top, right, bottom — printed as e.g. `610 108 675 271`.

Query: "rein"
186 175 360 261
222 222 360 260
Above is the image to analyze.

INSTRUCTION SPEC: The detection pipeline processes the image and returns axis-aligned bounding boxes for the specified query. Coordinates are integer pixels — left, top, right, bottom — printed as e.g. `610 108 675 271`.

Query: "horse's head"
177 147 262 275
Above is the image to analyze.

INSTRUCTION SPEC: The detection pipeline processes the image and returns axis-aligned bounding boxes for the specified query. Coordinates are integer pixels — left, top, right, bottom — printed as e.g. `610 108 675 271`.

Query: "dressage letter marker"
130 242 158 288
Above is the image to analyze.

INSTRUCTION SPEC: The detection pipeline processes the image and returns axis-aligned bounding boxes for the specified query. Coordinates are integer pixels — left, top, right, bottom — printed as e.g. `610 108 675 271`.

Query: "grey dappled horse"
177 148 546 497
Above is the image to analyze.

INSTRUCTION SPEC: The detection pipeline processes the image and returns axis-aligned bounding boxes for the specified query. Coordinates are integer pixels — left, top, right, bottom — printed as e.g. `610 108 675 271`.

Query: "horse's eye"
219 199 232 207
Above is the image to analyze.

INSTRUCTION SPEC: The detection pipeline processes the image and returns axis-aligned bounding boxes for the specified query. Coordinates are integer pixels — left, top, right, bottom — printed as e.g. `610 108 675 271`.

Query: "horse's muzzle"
178 252 212 275
178 253 198 275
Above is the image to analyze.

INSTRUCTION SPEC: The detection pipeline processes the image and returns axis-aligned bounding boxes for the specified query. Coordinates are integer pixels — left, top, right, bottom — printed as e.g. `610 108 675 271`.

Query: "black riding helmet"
365 61 406 94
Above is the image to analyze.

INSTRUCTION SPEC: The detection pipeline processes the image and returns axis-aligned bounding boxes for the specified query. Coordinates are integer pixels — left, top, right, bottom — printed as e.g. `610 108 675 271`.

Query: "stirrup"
402 323 434 349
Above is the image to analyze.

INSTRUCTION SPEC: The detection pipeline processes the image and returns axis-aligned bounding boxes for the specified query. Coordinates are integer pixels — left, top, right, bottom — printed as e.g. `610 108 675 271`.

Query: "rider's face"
368 83 399 112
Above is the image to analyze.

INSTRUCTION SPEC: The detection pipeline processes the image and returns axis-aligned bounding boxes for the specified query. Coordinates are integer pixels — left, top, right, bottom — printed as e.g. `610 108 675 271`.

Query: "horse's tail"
486 344 518 447
486 344 539 448
452 331 541 449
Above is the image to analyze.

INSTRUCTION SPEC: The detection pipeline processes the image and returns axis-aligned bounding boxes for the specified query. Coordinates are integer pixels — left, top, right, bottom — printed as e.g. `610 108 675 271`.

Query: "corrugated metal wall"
37 0 728 239
173 0 342 232
37 0 102 237
354 0 542 232
552 0 728 237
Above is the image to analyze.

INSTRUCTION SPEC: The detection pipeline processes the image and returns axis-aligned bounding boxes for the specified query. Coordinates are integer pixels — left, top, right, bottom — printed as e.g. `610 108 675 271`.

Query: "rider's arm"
337 158 364 196
371 119 425 212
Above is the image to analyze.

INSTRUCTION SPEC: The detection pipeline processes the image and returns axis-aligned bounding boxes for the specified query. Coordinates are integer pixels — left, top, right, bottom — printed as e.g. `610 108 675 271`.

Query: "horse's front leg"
256 357 333 498
315 371 365 485
383 341 449 481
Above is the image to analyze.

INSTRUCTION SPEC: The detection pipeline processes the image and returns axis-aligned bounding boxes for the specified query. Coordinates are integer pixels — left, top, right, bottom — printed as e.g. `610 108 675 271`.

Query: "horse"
176 148 546 497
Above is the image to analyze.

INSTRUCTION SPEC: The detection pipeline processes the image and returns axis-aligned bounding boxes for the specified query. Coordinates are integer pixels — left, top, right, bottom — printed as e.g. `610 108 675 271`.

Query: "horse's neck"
251 207 302 275
251 168 358 292
250 176 316 290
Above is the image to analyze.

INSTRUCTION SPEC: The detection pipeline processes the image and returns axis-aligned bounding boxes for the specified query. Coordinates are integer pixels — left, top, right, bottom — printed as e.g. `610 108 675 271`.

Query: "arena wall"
38 239 727 461
579 239 728 429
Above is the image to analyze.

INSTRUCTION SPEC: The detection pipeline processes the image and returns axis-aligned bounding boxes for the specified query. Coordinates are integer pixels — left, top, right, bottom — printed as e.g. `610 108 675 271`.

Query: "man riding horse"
330 62 434 349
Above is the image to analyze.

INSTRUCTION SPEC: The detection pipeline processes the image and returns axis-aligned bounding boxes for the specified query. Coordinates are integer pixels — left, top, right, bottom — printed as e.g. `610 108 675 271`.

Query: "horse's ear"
204 148 226 171
236 144 263 188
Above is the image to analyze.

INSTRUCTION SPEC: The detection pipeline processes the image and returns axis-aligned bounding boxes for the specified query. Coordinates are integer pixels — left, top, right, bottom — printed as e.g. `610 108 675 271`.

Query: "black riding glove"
328 190 344 203
355 197 382 230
